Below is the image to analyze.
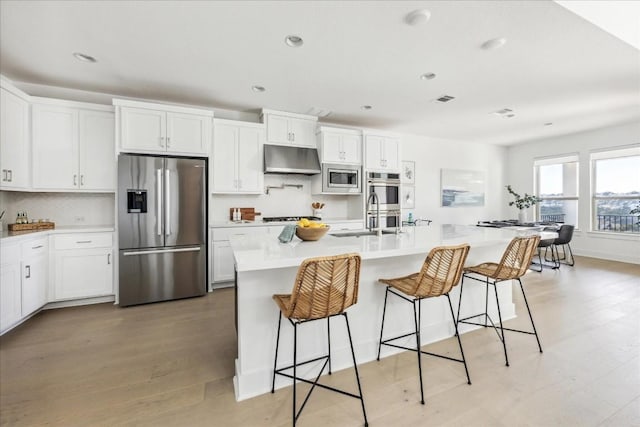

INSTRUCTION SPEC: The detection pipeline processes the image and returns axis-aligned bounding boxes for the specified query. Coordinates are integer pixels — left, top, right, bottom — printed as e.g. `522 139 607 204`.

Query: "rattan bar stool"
271 253 368 427
457 235 543 367
377 244 471 405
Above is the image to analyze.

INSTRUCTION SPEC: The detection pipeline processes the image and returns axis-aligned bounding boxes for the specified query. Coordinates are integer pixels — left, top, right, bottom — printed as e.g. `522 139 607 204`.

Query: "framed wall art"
441 169 486 207
402 160 415 185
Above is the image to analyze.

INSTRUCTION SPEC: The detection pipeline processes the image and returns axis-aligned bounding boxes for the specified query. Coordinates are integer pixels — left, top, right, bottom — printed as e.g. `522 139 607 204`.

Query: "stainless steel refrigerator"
118 154 207 306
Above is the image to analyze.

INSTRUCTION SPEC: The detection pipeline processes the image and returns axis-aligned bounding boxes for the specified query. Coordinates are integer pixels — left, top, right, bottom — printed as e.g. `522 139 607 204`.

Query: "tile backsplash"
0 191 115 229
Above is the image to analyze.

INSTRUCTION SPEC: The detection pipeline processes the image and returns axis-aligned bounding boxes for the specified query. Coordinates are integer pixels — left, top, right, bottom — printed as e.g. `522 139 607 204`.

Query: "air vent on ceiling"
435 95 455 103
492 108 516 118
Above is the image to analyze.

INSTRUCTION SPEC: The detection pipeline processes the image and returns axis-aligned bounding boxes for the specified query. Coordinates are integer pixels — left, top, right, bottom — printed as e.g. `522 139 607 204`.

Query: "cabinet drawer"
212 226 270 241
53 232 113 250
21 237 49 257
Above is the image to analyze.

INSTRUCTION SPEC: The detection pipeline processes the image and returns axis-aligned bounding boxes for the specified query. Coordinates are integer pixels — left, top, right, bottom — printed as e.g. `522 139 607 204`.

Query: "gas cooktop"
262 216 321 223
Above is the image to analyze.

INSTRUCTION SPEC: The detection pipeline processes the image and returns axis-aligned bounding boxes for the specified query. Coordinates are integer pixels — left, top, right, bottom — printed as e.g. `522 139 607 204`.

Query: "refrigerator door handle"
122 247 201 256
157 169 163 236
165 169 171 236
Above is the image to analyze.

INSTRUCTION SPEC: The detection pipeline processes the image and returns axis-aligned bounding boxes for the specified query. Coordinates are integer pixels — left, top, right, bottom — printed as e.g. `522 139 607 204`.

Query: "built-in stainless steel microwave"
322 163 361 194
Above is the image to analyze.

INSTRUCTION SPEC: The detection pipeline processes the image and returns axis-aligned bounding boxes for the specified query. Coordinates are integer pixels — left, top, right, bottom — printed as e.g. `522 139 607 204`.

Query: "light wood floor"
1 256 639 426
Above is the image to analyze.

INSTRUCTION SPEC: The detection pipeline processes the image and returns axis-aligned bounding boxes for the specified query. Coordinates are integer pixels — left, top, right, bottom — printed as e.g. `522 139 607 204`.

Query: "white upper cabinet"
364 134 401 172
32 99 115 191
262 109 318 148
212 119 264 194
317 126 362 165
0 82 30 190
115 99 212 156
79 110 116 191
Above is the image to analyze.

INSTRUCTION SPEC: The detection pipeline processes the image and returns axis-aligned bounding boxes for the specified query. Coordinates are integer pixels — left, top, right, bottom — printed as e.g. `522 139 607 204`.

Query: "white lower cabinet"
21 237 48 316
0 236 49 334
211 226 284 285
212 240 235 282
52 232 114 301
1 242 22 333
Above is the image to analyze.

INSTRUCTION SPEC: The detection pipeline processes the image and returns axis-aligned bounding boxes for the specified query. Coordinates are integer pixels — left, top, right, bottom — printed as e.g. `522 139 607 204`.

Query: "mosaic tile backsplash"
0 191 115 229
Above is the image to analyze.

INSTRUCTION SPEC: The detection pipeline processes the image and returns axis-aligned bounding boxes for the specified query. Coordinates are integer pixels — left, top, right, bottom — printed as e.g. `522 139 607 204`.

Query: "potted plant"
506 185 539 223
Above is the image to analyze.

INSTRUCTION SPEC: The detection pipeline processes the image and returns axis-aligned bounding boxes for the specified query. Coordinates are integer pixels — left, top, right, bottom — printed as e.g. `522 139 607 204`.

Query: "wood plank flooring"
1 256 639 426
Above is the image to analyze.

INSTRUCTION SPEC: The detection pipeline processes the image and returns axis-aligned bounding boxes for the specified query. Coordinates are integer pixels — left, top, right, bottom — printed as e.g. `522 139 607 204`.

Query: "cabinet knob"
80 175 85 186
107 253 111 265
7 169 12 182
25 265 31 279
2 169 6 181
73 174 77 186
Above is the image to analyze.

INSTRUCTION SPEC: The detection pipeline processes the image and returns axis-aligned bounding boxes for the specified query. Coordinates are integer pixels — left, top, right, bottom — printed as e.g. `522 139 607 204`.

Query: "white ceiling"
1 0 639 146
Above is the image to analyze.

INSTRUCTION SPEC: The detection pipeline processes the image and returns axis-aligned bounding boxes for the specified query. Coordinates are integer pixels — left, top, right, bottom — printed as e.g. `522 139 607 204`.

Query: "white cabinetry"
364 134 400 172
32 99 115 191
0 81 30 190
212 119 264 194
21 237 48 316
0 242 22 333
262 109 317 148
0 235 49 334
317 126 362 165
115 99 212 156
52 232 114 301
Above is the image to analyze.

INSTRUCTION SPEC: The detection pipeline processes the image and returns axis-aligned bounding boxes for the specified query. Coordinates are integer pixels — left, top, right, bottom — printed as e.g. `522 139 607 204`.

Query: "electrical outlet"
74 216 85 223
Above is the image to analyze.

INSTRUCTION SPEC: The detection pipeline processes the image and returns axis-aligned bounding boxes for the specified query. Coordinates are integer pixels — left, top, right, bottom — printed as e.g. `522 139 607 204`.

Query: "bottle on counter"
408 212 413 224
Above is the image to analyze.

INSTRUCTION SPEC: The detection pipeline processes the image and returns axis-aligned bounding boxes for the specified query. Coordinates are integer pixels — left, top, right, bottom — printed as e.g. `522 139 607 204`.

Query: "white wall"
506 121 640 264
400 133 508 226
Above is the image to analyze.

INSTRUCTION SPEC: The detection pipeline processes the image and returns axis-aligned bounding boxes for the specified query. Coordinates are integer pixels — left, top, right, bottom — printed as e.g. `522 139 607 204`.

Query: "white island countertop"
231 225 553 272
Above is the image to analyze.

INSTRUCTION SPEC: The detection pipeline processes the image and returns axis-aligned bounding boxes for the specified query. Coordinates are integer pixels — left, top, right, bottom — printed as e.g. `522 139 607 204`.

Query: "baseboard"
573 250 640 265
44 295 116 310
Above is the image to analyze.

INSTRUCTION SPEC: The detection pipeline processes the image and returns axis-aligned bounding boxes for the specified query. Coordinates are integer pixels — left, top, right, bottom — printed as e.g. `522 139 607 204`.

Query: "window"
591 147 640 233
534 155 579 225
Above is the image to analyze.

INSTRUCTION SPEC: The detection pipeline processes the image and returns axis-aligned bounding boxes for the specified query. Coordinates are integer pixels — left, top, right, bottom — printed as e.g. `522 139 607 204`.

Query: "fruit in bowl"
296 219 330 241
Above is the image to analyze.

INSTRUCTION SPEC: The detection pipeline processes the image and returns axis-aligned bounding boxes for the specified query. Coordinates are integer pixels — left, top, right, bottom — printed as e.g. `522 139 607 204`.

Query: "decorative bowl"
295 225 330 241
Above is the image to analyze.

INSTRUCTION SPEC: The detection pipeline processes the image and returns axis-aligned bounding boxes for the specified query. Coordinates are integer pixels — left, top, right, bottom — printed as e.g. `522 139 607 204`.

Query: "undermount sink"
330 229 397 237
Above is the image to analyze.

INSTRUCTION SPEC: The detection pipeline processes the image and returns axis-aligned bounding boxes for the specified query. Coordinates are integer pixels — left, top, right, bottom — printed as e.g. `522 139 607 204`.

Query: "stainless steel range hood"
264 144 321 175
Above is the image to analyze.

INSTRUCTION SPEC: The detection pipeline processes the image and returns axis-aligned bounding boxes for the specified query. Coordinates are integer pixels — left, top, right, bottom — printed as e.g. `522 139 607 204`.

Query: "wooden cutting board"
229 208 262 221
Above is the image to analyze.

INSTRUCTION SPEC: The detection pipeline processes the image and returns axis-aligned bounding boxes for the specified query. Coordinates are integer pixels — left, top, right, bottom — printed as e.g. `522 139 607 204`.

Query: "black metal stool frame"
271 311 368 427
456 273 543 367
531 244 559 272
376 285 471 405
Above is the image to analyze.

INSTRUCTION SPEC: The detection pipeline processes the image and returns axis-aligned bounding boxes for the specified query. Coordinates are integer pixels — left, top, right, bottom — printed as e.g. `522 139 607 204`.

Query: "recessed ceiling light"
72 52 97 63
361 105 372 110
284 35 304 47
544 122 553 126
405 9 431 25
420 72 436 80
252 85 266 92
480 37 507 50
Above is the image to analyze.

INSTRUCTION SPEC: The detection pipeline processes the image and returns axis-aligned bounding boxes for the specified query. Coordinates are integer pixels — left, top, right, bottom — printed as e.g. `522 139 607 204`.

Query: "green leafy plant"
506 185 539 210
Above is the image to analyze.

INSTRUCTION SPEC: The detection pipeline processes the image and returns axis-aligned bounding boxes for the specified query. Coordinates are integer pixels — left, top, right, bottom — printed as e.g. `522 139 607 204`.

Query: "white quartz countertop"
0 225 115 243
210 218 363 228
231 224 554 272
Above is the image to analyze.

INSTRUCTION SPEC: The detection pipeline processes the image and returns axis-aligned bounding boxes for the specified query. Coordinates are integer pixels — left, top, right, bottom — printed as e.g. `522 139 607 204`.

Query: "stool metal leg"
343 313 369 427
446 294 471 385
377 286 390 360
518 279 543 353
456 276 465 332
272 312 283 393
327 317 332 374
484 276 490 327
413 300 425 405
293 322 298 426
493 282 509 367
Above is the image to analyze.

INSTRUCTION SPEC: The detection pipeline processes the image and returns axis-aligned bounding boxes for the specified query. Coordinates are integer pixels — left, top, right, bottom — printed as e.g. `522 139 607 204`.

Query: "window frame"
533 154 580 225
590 146 640 234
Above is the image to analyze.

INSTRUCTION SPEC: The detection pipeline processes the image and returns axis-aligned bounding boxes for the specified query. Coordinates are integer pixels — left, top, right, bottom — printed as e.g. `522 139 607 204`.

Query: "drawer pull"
32 245 44 249
76 240 92 244
25 265 31 279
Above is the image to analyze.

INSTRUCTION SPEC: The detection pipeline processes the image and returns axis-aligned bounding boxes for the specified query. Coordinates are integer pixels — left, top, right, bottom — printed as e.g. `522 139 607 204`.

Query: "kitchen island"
231 225 548 401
